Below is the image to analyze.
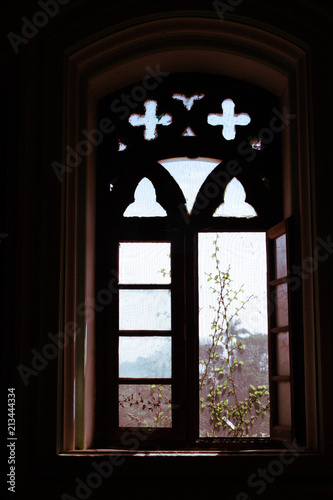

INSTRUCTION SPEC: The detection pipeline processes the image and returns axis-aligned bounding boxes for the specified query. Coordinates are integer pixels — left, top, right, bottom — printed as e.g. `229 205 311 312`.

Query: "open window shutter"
267 219 293 441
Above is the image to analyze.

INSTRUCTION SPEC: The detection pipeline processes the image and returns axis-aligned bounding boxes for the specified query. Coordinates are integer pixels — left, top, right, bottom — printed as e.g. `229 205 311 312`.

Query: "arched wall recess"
63 17 315 452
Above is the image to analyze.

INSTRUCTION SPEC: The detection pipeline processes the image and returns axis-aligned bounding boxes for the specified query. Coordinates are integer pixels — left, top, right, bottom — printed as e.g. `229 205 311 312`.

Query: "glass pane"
275 283 289 327
214 178 257 218
119 384 172 427
119 242 171 284
119 337 172 378
119 290 171 330
181 126 196 137
275 234 287 279
276 332 290 376
172 93 204 110
128 100 172 141
207 98 251 140
198 232 269 437
123 178 167 217
158 158 221 213
277 382 291 426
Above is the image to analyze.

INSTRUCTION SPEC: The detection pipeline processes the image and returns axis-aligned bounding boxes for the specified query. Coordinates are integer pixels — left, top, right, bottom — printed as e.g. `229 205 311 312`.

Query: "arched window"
93 73 299 448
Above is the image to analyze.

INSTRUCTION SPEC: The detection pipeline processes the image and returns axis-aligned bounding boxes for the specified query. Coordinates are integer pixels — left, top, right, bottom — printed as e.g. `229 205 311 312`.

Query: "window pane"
119 384 172 427
198 232 269 437
158 158 221 213
119 290 171 330
128 100 172 141
275 234 287 279
123 178 167 217
207 98 251 140
214 178 257 218
119 242 171 284
276 332 290 376
277 382 291 426
172 93 204 110
119 337 172 378
275 283 289 327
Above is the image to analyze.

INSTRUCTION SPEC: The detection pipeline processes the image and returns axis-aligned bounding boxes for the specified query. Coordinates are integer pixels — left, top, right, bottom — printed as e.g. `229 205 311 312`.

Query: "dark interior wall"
1 1 333 499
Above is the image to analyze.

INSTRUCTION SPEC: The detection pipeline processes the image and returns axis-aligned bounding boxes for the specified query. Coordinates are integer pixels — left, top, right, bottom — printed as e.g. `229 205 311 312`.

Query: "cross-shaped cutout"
207 99 251 140
128 100 172 140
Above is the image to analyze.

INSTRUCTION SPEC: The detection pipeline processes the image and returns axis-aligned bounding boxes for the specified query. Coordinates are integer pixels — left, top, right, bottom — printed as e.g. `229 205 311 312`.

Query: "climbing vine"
199 235 270 437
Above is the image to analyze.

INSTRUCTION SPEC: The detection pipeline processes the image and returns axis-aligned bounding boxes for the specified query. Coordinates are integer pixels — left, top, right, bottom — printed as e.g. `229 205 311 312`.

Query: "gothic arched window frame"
92 73 303 450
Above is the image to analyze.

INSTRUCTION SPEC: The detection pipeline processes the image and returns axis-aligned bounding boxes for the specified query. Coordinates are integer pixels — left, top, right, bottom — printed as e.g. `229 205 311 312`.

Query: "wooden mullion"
269 276 288 286
186 230 199 446
118 283 171 290
271 325 289 334
118 378 173 384
170 233 187 441
267 220 286 239
118 330 172 337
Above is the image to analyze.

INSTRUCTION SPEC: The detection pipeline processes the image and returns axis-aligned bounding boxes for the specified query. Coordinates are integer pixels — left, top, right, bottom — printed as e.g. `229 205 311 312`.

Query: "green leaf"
224 399 228 406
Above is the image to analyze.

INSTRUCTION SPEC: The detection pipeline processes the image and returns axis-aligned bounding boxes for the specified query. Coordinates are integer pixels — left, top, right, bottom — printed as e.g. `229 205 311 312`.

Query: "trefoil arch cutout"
122 159 257 219
214 177 257 218
123 177 167 217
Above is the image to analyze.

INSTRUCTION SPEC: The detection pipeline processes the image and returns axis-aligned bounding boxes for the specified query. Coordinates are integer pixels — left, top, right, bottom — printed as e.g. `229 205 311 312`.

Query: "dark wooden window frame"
93 74 304 450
